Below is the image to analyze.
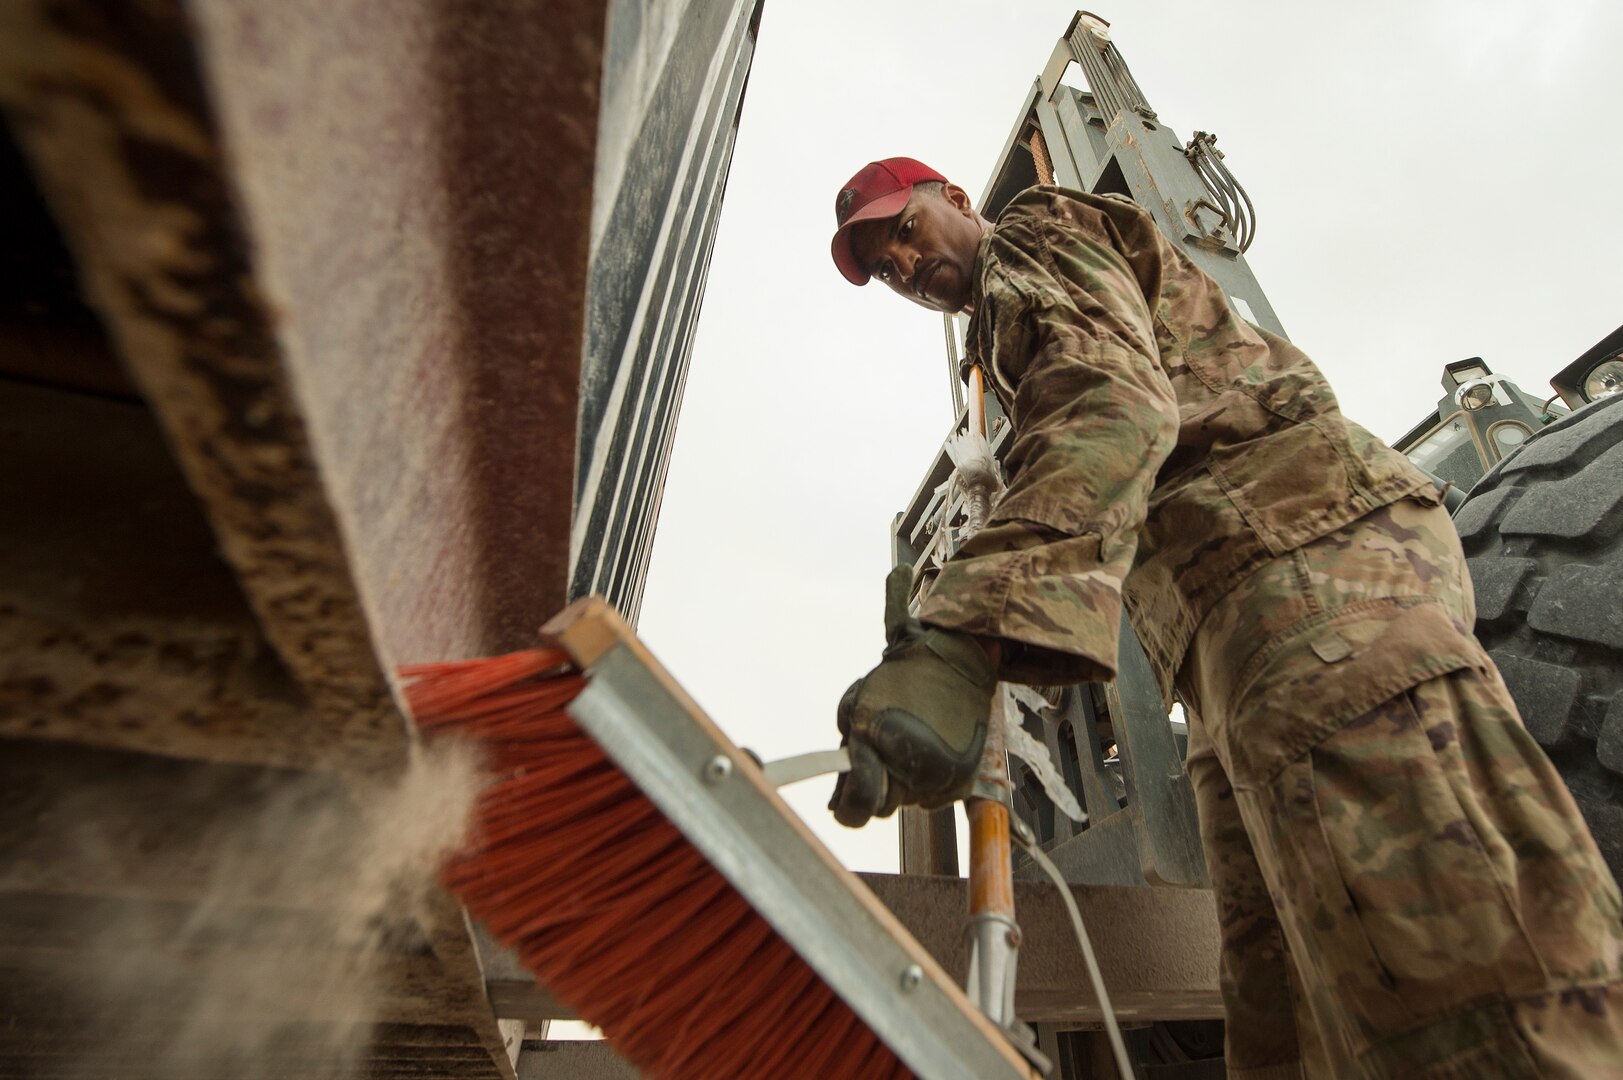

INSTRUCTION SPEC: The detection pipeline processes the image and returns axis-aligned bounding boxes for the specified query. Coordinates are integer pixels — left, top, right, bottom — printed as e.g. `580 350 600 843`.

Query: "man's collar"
956 230 998 382
963 229 995 316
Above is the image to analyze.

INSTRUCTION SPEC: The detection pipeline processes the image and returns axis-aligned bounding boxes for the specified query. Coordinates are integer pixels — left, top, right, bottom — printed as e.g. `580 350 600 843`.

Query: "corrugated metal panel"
569 0 765 622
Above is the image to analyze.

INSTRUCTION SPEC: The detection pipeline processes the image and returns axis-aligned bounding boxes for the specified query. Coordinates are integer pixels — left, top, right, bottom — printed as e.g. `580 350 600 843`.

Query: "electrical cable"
1185 132 1257 253
1010 820 1137 1080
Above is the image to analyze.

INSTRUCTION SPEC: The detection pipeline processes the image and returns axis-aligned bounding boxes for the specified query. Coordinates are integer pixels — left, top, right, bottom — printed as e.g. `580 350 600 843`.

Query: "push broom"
402 596 1039 1079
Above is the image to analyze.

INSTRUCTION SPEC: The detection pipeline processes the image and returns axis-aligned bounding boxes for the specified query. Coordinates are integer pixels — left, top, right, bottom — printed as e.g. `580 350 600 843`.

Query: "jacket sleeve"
916 193 1179 686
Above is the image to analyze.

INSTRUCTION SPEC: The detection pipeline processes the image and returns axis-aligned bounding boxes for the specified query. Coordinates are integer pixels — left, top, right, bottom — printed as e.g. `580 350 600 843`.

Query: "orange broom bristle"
403 649 914 1079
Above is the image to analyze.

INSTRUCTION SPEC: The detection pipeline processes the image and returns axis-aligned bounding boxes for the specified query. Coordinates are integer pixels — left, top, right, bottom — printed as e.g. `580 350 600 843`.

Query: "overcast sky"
635 0 1622 875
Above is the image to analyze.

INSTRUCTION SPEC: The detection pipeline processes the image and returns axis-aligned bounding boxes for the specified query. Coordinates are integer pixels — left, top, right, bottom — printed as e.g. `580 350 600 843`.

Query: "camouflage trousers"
1179 496 1623 1078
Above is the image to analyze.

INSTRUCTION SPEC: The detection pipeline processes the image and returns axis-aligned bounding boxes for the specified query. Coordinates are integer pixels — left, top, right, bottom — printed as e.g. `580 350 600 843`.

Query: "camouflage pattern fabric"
1183 496 1623 1078
916 186 1432 698
907 184 1623 1073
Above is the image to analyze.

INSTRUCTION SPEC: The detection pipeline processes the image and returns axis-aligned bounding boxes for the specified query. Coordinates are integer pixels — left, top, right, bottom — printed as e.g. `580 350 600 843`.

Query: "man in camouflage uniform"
825 157 1623 1077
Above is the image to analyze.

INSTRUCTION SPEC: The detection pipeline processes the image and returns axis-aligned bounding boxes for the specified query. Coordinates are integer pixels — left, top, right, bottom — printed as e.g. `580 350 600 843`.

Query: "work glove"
828 565 996 828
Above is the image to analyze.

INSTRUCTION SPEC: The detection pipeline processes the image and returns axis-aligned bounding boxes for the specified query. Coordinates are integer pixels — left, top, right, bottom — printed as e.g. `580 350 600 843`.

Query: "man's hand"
828 566 997 828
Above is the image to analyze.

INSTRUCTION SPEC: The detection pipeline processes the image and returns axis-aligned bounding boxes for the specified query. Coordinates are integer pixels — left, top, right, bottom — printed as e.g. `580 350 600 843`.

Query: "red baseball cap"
830 157 948 285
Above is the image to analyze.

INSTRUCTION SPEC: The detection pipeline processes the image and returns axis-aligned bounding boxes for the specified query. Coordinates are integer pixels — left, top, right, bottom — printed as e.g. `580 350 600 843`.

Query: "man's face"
848 183 983 314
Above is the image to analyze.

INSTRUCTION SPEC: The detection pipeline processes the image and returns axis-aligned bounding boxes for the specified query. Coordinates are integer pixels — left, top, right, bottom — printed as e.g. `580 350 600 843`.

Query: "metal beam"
858 873 1222 1024
899 805 961 876
475 923 579 1024
517 1042 638 1080
475 869 1224 1028
0 1020 500 1078
0 0 410 753
0 942 463 1028
0 381 395 772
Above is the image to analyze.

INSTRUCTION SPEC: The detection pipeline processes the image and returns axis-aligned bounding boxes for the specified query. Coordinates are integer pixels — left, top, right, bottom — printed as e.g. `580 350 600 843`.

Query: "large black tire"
1452 391 1623 880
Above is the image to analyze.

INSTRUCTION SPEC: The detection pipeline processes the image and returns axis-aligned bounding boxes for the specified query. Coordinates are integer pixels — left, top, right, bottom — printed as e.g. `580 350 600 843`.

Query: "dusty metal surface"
179 0 608 662
0 0 629 1073
0 381 396 771
0 0 762 1074
0 0 407 735
0 0 606 674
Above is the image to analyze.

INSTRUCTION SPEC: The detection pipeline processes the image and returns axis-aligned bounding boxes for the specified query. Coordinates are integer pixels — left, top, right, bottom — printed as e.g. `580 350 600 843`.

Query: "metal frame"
1006 616 1206 889
568 0 765 623
976 14 1286 341
892 396 1014 582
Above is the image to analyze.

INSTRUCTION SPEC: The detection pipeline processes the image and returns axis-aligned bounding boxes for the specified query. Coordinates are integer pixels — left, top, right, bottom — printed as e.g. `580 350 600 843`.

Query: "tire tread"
1454 394 1623 882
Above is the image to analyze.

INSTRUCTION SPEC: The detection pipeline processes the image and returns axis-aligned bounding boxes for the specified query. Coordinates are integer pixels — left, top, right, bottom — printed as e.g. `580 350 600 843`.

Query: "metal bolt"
899 964 923 993
703 755 733 784
1005 926 1023 948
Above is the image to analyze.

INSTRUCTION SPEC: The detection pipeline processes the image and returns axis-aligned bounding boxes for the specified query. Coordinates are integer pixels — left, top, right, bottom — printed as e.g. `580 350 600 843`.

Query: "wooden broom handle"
967 363 987 439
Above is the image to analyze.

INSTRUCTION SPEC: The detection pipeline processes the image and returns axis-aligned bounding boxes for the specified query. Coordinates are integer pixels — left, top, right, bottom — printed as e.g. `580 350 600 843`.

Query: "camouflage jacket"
916 186 1433 700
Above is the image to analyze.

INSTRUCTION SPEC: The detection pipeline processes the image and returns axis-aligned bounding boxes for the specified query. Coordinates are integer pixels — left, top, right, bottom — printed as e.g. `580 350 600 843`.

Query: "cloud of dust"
10 738 485 1078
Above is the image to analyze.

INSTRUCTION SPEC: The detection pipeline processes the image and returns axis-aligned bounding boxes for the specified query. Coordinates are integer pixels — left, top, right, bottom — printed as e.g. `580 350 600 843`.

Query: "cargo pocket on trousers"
1305 687 1544 1030
1249 754 1412 1050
